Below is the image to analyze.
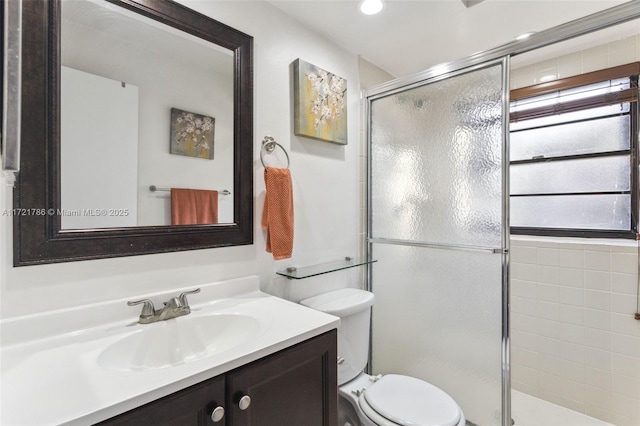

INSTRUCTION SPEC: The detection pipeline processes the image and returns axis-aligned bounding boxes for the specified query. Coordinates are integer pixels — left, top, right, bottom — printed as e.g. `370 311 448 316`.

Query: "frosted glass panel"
370 64 504 247
369 61 506 426
511 194 630 229
371 244 503 426
511 155 630 195
510 115 630 161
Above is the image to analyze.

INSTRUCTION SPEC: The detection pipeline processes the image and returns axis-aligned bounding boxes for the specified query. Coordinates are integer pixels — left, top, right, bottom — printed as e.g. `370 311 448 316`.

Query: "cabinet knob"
238 395 251 410
210 406 225 422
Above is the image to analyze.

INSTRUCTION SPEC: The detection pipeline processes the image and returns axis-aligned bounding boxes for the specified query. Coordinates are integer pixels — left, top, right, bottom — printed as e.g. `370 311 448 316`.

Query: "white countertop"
0 276 340 425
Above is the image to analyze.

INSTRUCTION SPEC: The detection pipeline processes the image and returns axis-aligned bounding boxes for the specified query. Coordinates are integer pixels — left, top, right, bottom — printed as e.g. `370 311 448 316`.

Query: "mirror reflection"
60 0 235 229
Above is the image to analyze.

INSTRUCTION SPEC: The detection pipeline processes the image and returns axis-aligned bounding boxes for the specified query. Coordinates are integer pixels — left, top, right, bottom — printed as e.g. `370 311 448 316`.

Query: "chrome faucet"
128 288 201 324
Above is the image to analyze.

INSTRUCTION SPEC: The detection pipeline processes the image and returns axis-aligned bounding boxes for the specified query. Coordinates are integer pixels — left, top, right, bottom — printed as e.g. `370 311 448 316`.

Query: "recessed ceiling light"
515 32 536 41
360 0 384 15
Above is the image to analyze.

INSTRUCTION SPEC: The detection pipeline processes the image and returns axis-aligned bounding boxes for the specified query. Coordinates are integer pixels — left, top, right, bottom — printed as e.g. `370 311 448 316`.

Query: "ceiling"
63 0 233 77
269 0 637 78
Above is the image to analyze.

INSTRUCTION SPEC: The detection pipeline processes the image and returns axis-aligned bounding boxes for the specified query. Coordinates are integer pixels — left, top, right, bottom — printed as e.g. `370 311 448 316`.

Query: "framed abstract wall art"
292 59 347 145
170 108 215 159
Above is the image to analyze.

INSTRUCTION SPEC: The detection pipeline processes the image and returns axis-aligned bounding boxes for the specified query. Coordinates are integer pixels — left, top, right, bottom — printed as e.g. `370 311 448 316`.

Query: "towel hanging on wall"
171 188 219 225
262 167 294 260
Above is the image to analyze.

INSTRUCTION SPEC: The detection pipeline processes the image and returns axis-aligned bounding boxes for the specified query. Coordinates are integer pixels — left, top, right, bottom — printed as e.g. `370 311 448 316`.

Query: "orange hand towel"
171 188 219 225
262 167 294 260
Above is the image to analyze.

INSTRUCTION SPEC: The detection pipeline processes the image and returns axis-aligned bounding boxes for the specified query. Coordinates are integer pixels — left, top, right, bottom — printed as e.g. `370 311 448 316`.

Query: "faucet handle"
127 299 156 319
178 288 201 308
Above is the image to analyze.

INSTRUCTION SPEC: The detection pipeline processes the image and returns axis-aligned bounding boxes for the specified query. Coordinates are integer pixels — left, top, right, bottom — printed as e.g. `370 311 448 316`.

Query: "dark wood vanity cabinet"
98 375 226 425
98 330 337 426
226 330 337 426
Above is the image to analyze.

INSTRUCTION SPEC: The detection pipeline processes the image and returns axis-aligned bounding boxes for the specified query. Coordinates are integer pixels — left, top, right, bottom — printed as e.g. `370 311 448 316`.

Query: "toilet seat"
358 374 461 426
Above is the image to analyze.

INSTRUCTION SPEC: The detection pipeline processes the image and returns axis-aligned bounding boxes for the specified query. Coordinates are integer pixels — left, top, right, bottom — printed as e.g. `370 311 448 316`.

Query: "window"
509 63 639 239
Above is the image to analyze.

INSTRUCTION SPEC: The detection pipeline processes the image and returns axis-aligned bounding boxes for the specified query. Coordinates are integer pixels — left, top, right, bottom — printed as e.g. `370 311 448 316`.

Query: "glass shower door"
368 58 509 426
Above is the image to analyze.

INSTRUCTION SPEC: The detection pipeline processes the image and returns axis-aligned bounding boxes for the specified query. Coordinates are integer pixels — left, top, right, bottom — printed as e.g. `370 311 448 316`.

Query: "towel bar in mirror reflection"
149 186 231 196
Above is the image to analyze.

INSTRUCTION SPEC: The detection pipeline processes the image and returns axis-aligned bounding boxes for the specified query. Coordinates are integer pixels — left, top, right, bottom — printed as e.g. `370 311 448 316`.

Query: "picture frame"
170 108 215 159
292 59 348 145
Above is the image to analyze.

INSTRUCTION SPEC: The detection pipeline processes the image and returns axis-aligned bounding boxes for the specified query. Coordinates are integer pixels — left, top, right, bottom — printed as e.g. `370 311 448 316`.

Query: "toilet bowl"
300 288 466 426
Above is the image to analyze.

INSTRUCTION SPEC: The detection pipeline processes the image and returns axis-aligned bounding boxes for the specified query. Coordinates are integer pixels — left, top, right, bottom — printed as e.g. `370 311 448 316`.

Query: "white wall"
61 67 139 229
0 1 362 319
509 34 640 425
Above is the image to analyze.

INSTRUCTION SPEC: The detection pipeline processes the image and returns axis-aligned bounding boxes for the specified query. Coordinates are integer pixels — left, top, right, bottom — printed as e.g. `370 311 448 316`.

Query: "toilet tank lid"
300 288 375 317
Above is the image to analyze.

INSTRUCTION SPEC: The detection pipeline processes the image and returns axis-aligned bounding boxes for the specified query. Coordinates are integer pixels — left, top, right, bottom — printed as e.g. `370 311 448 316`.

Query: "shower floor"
511 390 614 426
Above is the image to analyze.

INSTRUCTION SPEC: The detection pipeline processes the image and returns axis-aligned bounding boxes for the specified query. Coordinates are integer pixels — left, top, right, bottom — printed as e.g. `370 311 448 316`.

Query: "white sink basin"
98 313 261 371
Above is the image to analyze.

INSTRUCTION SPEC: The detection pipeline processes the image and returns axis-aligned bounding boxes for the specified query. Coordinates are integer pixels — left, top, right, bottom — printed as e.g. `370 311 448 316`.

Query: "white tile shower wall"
511 33 640 89
510 237 640 425
510 32 640 425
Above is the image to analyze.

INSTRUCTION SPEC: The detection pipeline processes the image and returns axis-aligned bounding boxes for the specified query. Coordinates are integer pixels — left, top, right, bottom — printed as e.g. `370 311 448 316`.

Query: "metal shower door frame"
365 56 511 426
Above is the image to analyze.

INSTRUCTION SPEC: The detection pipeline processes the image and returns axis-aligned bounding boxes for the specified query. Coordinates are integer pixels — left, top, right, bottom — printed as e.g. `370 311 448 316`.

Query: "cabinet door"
97 375 226 426
226 330 337 426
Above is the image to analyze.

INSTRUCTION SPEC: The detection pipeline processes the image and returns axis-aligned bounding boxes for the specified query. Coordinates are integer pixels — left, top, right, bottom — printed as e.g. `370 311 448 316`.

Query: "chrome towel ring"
260 136 290 169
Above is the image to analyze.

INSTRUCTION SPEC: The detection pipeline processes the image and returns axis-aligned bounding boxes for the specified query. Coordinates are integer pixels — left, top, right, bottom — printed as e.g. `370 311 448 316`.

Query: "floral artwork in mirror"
170 108 215 159
293 59 347 145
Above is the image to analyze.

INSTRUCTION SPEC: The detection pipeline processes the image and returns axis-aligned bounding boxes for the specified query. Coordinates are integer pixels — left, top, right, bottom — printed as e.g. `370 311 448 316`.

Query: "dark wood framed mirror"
14 0 253 266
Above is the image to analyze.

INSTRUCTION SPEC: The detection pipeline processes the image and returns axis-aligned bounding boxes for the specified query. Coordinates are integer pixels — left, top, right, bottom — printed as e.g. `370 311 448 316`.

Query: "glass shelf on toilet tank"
276 257 377 280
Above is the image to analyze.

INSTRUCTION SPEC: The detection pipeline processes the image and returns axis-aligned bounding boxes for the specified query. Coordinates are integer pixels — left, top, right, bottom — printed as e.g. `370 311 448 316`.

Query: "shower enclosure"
366 58 511 426
365 5 640 425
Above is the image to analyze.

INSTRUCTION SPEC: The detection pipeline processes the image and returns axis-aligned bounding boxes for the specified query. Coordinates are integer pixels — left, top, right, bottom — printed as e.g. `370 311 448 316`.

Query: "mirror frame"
13 0 253 266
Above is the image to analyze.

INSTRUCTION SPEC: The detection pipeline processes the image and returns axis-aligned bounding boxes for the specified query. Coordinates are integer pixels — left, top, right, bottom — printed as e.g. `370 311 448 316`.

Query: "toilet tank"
300 288 375 385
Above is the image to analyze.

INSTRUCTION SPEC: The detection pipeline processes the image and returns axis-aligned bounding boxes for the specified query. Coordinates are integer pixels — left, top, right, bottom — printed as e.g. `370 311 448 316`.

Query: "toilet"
300 288 465 426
